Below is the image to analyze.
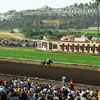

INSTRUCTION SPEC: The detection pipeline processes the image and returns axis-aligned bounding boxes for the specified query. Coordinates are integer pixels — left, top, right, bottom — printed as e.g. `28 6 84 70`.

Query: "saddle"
46 61 49 64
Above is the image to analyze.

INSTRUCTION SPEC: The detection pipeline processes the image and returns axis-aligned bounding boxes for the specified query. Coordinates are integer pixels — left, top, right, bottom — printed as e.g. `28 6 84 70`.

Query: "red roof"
96 41 100 43
63 35 75 39
50 40 100 44
51 40 90 43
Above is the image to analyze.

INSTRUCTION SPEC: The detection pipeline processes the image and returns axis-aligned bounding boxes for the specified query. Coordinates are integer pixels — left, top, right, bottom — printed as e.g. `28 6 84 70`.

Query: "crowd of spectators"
0 38 37 47
0 77 99 100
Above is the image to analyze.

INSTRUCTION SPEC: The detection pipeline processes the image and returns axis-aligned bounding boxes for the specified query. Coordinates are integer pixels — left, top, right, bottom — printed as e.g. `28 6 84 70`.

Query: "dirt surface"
0 60 100 87
0 32 24 39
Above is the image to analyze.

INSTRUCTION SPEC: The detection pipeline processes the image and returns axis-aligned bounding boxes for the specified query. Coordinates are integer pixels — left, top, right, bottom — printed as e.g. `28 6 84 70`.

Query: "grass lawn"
0 30 11 32
0 46 100 66
0 34 14 39
12 33 26 39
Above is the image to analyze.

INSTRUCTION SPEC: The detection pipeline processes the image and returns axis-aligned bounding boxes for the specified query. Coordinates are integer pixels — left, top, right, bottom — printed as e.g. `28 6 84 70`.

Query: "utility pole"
96 0 100 41
97 2 100 41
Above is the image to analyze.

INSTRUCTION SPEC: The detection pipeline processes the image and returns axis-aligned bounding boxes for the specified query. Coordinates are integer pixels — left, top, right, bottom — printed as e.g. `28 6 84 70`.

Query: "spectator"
81 94 87 100
1 93 7 100
0 77 97 100
61 75 68 86
10 92 20 100
33 93 38 100
70 78 75 90
20 93 28 100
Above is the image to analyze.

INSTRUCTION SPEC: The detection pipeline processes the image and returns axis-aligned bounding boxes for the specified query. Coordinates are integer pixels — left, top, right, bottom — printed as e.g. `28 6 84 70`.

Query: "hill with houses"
0 2 99 30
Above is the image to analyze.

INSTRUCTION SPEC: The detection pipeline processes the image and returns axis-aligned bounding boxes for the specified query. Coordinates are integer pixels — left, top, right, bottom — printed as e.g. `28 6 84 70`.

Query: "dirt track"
0 60 100 86
0 32 24 39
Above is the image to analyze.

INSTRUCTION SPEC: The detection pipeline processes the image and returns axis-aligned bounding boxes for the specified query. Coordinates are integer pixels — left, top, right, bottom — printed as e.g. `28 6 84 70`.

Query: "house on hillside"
74 35 88 41
92 37 100 41
60 35 75 41
61 35 89 42
43 36 50 40
13 29 19 33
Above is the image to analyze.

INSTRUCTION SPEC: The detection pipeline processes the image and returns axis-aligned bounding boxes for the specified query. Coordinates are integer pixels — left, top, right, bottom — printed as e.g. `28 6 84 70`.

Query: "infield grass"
0 46 100 66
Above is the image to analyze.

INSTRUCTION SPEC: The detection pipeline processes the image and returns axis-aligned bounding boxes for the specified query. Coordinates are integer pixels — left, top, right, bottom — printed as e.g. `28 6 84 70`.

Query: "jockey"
46 58 50 63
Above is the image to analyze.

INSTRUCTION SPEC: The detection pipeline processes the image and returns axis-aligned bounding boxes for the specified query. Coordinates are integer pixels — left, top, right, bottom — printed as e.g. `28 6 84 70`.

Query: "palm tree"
96 0 100 41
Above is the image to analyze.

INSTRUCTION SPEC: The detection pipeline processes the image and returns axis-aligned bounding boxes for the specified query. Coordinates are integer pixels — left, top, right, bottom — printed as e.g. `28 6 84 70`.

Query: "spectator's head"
33 93 38 98
66 96 71 100
47 94 51 99
53 96 59 100
40 96 46 100
82 93 86 98
11 92 18 97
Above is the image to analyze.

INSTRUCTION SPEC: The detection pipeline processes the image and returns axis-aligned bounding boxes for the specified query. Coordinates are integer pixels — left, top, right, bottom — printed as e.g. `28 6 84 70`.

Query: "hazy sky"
0 0 92 13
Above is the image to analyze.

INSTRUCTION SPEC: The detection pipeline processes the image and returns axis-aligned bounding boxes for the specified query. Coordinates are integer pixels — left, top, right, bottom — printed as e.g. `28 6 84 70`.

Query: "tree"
21 28 33 37
33 20 42 29
44 30 53 35
79 3 84 8
24 21 31 28
87 35 92 40
74 3 78 7
16 22 23 28
85 3 89 7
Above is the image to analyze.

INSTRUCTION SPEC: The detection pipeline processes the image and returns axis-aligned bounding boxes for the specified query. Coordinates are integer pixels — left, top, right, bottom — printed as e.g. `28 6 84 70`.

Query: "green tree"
85 3 89 7
74 3 78 7
87 35 92 40
33 20 42 29
16 22 23 28
21 28 33 37
24 21 31 28
79 3 84 8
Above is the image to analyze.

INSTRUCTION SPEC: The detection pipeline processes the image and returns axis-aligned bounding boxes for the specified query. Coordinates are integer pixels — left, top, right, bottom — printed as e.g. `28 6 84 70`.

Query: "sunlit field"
0 46 100 66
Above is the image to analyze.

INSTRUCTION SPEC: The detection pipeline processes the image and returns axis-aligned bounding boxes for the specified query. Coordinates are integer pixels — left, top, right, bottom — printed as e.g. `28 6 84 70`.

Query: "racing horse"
41 59 53 67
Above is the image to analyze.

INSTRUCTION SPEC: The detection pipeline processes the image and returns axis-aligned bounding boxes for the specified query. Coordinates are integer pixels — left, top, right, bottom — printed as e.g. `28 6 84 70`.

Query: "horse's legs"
48 63 50 67
41 62 44 67
41 62 43 67
42 62 45 67
43 63 45 67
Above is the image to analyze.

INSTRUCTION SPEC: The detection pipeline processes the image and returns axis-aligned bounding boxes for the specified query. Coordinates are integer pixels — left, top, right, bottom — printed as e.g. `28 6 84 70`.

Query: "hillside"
0 2 99 30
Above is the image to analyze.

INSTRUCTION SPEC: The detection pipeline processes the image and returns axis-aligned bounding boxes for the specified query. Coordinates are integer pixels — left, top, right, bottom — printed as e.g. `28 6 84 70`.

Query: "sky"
0 0 93 13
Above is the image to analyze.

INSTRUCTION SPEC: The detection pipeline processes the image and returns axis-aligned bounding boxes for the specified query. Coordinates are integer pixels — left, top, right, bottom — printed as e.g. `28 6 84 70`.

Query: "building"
13 29 19 33
88 27 100 31
74 35 88 41
34 6 97 17
0 5 98 21
35 39 100 54
92 37 100 41
61 35 75 41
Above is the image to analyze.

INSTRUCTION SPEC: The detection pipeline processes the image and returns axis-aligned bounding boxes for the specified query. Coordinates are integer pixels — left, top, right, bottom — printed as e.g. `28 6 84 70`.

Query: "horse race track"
0 60 100 86
0 46 100 66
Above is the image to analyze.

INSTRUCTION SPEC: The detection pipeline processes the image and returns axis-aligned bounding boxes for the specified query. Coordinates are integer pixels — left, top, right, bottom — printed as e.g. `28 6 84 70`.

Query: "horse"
41 60 53 67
